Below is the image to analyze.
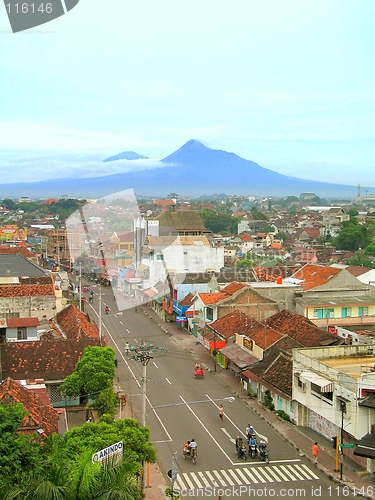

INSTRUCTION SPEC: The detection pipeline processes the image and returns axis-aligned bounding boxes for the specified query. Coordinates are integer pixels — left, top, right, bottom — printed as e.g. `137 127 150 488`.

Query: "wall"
1 296 57 321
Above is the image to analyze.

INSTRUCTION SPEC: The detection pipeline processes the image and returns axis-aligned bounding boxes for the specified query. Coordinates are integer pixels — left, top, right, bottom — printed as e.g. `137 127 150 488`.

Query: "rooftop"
321 355 375 380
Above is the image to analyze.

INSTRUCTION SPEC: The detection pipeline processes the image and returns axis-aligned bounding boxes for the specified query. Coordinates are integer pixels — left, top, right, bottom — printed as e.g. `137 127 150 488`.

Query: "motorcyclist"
246 424 255 440
235 436 244 458
258 439 267 458
249 433 257 456
189 439 197 457
105 305 109 314
183 440 191 455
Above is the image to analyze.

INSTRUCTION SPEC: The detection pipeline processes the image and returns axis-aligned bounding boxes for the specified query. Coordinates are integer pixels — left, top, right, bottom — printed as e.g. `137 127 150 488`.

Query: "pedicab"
194 365 204 379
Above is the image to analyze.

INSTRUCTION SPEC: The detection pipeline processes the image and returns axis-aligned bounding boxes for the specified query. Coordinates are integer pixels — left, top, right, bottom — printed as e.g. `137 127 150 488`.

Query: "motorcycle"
249 443 257 459
182 444 197 464
259 447 270 464
237 443 247 460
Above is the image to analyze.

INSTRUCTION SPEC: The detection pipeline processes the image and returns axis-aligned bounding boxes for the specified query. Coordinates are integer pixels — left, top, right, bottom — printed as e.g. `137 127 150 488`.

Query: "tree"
60 346 116 405
54 419 156 465
0 403 45 489
275 231 288 241
250 207 268 221
1 199 17 210
334 218 373 252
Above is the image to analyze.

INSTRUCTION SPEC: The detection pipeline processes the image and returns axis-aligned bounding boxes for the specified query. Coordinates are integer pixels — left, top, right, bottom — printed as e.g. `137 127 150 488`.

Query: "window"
358 306 368 317
156 254 164 261
311 383 333 403
290 400 294 413
17 327 27 340
206 307 214 321
341 307 352 318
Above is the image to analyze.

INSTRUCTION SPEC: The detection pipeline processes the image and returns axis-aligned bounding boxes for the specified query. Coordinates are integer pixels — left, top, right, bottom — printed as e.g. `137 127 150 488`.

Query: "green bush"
276 410 291 422
263 390 275 411
247 389 257 398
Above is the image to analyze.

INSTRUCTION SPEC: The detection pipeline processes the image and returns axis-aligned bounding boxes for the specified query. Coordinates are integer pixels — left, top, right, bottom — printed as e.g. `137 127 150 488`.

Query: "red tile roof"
180 292 194 306
0 284 55 297
0 246 35 258
199 293 228 305
0 377 59 435
6 317 40 328
291 264 341 290
220 281 247 296
259 353 293 398
266 309 342 347
0 338 101 380
56 304 99 340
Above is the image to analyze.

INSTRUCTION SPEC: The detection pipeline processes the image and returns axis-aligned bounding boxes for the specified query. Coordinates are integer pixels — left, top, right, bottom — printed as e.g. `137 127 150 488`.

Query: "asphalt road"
85 284 353 499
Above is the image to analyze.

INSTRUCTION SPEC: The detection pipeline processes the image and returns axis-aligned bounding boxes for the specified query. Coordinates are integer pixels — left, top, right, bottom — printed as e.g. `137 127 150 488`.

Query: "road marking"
189 472 204 489
119 321 123 325
165 378 171 385
175 463 319 492
286 463 304 480
126 329 130 334
219 469 235 486
221 428 235 443
242 467 259 483
280 465 298 481
153 361 158 368
299 462 319 479
227 469 243 485
179 395 233 463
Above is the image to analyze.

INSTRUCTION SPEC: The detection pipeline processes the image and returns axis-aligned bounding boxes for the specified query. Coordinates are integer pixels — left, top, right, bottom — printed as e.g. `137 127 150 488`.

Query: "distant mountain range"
0 140 369 199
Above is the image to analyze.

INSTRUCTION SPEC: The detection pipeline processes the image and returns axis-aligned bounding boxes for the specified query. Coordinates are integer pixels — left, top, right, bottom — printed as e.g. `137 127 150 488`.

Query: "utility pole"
98 287 102 346
79 262 82 311
340 400 346 480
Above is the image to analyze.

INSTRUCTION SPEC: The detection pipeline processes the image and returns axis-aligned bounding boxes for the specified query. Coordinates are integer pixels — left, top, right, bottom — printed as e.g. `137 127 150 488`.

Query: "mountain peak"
103 151 148 163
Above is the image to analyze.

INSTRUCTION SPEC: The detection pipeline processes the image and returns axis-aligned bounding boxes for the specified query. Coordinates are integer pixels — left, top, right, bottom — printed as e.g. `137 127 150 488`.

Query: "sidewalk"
134 305 375 499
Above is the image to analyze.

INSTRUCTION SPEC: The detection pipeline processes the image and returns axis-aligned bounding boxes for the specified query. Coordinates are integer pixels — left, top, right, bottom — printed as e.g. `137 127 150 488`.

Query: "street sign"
176 316 187 322
92 441 123 465
171 452 178 488
341 443 354 449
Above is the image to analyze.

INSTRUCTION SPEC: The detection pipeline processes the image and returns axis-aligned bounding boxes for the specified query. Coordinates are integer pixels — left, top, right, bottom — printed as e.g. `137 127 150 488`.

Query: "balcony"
311 316 375 328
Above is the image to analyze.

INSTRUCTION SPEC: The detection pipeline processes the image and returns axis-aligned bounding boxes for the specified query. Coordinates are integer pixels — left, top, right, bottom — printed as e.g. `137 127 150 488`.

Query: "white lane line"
165 378 171 385
253 466 274 482
205 470 219 487
179 395 234 464
265 466 283 482
212 470 227 487
126 329 130 334
280 465 298 481
189 472 204 489
205 393 248 440
134 338 139 343
119 321 123 325
286 464 304 480
271 465 289 481
242 467 259 484
235 468 252 484
146 397 172 442
181 473 195 490
227 469 243 485
219 469 235 486
248 467 267 483
197 471 210 487
153 361 158 368
222 428 235 443
299 463 319 479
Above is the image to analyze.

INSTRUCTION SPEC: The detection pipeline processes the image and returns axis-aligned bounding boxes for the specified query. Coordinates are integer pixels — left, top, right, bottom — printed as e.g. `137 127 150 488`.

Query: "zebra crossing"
174 462 319 491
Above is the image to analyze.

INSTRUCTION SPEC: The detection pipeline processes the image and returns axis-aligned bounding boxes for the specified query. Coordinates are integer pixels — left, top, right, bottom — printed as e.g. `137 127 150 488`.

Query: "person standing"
219 405 224 421
312 442 319 464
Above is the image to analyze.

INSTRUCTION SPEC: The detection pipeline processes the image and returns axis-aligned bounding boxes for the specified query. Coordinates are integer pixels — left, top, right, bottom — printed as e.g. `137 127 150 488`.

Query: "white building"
293 344 375 471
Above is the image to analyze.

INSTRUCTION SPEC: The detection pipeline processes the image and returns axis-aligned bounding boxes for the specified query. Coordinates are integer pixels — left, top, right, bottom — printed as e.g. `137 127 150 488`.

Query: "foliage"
347 208 359 217
275 231 288 241
53 419 156 464
199 209 240 234
345 249 375 269
250 206 268 221
1 198 17 210
276 410 291 422
0 446 143 500
60 346 116 401
263 390 275 411
247 389 257 398
334 218 373 252
165 488 180 499
364 243 375 256
94 380 117 419
0 403 45 482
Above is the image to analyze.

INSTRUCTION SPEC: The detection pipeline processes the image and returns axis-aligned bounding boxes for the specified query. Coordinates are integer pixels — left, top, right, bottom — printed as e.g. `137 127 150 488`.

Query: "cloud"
0 151 175 184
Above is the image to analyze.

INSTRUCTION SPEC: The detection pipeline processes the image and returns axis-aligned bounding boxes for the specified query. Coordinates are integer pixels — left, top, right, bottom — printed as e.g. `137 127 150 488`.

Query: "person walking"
219 405 224 421
312 442 319 464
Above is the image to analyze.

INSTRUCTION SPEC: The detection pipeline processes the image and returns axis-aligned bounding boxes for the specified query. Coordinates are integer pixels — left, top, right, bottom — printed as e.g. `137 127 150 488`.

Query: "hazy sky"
1 1 375 188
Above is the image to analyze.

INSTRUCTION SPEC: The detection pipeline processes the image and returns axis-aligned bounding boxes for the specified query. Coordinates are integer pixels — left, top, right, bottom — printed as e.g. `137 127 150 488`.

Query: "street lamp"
146 396 235 414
